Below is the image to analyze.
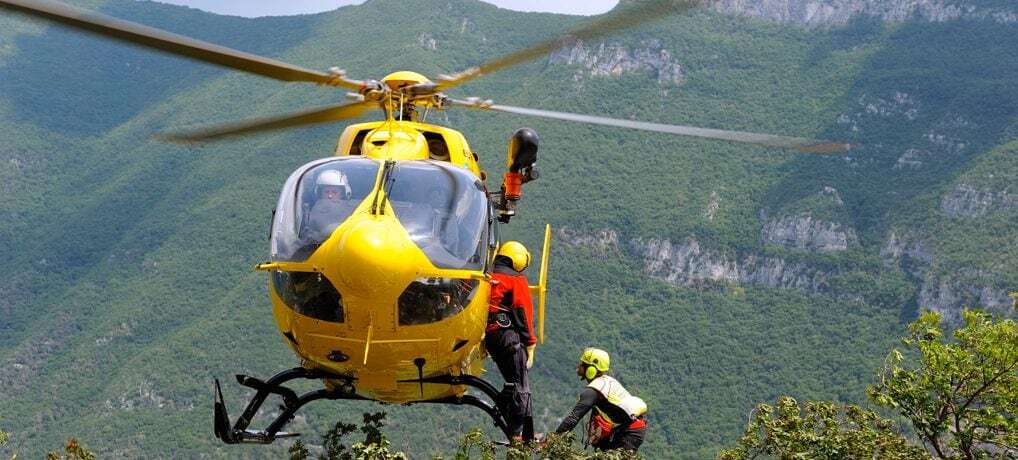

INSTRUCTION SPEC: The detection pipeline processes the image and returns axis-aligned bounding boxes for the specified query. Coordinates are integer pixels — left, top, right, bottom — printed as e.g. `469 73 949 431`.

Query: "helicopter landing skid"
213 368 528 444
398 373 533 441
213 367 368 444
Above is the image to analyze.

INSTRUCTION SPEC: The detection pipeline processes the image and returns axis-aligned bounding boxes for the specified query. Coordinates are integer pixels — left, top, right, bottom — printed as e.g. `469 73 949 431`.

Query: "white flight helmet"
316 169 351 198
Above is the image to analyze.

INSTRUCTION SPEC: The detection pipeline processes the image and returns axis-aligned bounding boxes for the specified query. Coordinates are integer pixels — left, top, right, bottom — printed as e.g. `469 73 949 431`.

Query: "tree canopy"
719 310 1017 459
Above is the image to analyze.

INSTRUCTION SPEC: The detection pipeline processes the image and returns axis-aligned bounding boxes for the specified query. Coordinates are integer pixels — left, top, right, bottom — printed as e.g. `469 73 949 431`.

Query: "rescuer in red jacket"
485 240 537 441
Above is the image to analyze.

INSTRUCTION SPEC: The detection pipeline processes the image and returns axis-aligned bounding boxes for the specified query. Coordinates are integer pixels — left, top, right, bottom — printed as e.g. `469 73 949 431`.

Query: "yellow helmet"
580 347 610 376
496 241 531 272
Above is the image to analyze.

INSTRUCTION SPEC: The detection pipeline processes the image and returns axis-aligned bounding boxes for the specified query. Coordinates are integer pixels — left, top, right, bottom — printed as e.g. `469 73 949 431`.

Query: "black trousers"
484 328 532 437
595 424 646 452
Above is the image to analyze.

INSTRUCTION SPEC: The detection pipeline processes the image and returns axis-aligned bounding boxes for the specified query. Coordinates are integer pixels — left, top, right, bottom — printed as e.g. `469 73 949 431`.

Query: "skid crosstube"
214 367 367 444
213 367 523 444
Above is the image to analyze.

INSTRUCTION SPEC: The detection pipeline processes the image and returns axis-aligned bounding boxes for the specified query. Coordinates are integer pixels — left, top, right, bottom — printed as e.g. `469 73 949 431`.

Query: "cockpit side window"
271 157 380 262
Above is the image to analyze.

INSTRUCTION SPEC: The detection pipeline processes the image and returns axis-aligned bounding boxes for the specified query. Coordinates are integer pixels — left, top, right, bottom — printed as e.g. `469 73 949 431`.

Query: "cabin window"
398 278 479 326
272 271 344 323
385 161 487 270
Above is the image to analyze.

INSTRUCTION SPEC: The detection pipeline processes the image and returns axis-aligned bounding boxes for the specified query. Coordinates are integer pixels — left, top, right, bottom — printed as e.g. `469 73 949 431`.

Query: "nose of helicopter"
331 216 416 297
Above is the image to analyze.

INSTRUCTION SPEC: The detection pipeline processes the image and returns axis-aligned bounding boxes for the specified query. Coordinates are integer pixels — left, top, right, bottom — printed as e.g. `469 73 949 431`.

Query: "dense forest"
0 0 1014 458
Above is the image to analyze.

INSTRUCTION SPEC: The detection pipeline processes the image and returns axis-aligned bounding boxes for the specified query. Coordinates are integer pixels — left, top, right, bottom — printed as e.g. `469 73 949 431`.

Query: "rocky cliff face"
834 91 979 172
761 213 858 252
918 274 1014 319
760 186 858 252
560 223 1012 321
631 236 831 291
940 184 1018 218
712 0 1018 27
881 229 1014 321
880 230 933 278
548 39 684 85
557 227 620 256
558 226 832 293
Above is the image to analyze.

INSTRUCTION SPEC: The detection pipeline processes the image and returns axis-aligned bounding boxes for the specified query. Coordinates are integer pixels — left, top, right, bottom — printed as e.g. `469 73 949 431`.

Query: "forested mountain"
0 0 1014 458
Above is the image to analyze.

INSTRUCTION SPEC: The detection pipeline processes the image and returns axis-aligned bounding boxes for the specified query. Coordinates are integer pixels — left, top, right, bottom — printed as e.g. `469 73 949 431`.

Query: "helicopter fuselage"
262 119 498 403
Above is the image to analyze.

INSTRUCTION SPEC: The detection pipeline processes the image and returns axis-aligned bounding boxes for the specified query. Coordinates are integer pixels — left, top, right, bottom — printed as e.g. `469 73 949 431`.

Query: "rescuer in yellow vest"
554 348 648 452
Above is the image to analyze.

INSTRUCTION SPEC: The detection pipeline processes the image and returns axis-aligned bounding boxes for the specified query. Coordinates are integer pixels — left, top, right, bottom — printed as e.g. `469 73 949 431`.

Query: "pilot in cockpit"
306 170 354 242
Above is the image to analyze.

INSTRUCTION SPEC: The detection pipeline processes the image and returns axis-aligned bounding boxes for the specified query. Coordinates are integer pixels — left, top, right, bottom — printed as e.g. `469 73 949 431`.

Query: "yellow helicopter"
1 0 850 444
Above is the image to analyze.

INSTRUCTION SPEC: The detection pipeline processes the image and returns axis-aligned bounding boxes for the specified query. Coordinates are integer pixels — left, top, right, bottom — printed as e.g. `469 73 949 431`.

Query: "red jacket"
487 261 537 346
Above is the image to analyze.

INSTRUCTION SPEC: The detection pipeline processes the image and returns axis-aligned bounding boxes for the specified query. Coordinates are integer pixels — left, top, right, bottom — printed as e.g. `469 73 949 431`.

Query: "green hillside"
0 1 1015 458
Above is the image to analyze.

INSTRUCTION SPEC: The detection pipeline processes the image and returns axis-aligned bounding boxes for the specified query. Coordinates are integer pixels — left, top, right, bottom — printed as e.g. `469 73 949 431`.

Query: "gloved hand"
526 345 536 369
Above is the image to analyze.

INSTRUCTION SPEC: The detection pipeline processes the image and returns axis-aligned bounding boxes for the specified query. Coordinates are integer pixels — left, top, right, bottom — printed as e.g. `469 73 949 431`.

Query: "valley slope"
0 0 1015 458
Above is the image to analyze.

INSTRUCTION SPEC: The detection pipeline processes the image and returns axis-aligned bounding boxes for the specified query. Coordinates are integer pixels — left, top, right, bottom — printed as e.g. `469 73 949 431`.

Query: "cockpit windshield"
385 161 488 270
271 157 380 262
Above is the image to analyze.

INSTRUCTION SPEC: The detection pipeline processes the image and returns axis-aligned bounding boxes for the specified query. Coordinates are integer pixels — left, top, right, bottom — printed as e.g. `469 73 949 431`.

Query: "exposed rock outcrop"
104 380 186 411
918 275 1014 321
761 213 858 252
557 227 619 256
558 226 831 293
631 237 831 292
712 0 1017 27
940 184 1018 219
759 187 857 253
893 148 928 170
882 230 1015 321
837 93 978 170
837 92 920 134
704 191 720 222
880 230 932 278
560 226 1012 321
95 321 135 346
549 39 684 85
417 32 437 50
923 115 974 156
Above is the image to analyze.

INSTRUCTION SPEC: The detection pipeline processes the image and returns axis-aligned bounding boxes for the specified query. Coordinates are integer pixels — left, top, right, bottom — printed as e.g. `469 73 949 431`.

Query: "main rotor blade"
157 101 376 143
0 0 359 89
452 99 850 153
437 0 704 90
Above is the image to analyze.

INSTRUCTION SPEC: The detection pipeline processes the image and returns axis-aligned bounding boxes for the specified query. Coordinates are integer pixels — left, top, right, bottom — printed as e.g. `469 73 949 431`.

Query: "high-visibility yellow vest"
587 375 648 426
